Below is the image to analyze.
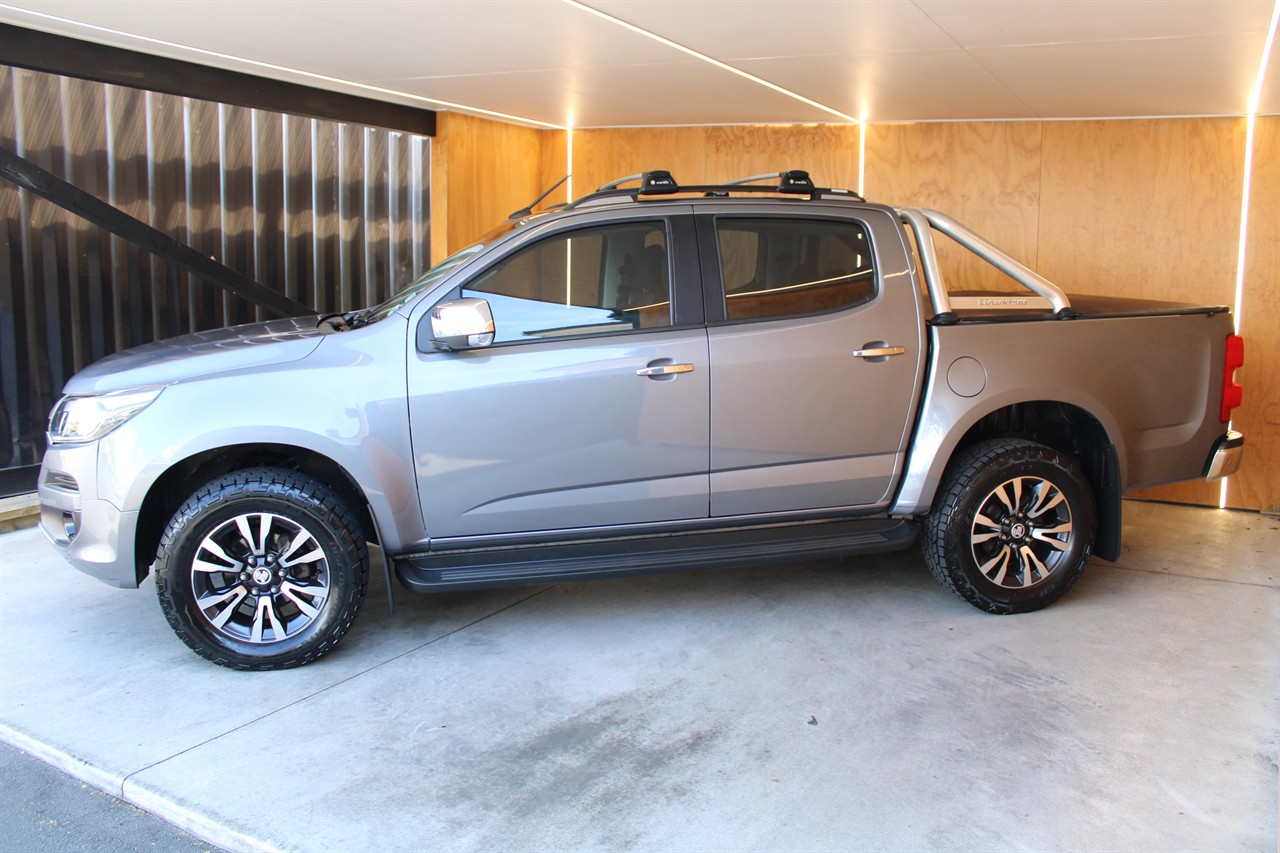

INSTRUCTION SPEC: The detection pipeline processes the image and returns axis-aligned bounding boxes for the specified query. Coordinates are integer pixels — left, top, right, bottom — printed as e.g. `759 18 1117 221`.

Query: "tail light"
1220 334 1244 423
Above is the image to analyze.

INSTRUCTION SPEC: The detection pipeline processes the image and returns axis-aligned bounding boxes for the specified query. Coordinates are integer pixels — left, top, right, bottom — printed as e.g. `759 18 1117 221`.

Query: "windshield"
362 220 520 322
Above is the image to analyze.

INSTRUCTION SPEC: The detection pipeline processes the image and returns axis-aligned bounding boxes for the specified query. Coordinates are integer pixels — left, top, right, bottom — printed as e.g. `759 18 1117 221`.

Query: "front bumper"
1204 430 1244 482
38 443 141 589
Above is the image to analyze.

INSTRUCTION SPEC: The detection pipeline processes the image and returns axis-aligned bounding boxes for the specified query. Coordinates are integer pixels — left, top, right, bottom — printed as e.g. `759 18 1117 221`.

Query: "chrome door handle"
851 345 905 359
636 363 694 377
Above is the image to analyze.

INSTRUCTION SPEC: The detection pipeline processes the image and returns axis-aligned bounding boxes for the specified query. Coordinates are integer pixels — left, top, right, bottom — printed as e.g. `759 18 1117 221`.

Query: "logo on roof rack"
777 170 816 194
640 170 677 195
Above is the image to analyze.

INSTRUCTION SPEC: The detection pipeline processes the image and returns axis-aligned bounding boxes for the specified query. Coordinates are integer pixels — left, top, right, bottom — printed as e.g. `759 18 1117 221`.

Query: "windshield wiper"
316 309 371 332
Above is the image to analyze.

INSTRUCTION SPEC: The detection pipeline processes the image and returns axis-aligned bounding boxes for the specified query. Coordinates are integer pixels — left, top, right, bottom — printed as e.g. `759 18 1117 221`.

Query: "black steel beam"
0 146 314 319
0 24 435 137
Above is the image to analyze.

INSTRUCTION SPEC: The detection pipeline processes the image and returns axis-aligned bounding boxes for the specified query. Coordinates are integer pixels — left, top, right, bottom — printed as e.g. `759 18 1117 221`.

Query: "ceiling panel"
735 51 1036 122
1259 41 1280 114
972 32 1271 118
914 0 1275 48
586 0 960 57
377 61 838 127
0 0 1275 126
0 1 686 76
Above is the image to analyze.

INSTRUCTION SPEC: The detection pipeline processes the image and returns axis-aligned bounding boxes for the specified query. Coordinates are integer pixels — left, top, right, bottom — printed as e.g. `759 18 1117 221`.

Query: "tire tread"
922 439 1094 614
154 467 369 671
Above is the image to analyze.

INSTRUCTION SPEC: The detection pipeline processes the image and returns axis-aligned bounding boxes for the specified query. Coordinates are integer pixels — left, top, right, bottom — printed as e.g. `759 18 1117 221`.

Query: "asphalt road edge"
0 720 277 853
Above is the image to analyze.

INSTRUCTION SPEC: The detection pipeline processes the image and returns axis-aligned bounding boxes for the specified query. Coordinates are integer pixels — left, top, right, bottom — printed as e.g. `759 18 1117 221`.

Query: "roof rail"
725 170 817 194
563 169 865 211
595 170 677 194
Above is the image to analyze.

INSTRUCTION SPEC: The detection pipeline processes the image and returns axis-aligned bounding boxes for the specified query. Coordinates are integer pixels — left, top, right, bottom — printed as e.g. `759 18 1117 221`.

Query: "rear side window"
464 221 670 343
716 218 875 321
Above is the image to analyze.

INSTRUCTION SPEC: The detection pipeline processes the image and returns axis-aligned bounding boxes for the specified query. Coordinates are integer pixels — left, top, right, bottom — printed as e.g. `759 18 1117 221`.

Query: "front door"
408 212 709 540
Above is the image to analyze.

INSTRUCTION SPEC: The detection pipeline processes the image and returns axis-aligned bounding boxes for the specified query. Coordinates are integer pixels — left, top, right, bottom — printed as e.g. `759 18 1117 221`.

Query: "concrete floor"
0 500 1276 852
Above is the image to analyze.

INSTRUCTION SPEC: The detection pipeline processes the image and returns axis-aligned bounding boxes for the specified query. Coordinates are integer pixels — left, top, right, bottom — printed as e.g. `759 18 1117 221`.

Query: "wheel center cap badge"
252 567 273 585
1010 522 1027 540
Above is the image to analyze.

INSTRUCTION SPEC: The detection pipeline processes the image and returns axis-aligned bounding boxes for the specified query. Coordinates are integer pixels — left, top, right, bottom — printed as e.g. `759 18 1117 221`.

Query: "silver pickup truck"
37 170 1245 670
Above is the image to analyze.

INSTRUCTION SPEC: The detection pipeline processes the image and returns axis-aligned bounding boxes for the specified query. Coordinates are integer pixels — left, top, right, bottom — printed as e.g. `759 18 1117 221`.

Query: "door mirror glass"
424 297 495 351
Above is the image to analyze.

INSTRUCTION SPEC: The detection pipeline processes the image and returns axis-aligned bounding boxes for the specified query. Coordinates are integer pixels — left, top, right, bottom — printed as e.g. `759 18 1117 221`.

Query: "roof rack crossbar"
595 170 677 195
726 169 819 195
563 169 865 212
725 172 781 186
596 172 644 192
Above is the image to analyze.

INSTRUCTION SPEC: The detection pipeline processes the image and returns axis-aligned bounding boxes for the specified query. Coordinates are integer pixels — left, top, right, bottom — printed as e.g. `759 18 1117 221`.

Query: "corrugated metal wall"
0 65 431 491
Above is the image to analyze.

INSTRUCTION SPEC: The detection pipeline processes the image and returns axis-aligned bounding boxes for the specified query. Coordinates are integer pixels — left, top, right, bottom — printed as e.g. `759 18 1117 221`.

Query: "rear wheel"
923 439 1095 614
155 467 368 670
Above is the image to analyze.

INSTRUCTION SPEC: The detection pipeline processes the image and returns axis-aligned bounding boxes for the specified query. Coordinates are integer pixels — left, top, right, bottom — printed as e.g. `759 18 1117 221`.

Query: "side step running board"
396 518 917 593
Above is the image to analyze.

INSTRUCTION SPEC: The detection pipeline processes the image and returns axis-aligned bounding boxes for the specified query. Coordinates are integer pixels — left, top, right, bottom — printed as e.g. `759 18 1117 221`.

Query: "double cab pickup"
39 170 1245 669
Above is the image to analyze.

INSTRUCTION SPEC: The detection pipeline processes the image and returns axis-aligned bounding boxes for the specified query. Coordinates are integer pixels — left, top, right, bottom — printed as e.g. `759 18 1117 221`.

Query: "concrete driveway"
1 501 1276 852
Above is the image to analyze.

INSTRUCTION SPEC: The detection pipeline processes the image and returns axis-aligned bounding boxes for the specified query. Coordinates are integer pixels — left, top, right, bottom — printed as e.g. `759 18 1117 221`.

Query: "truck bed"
939 290 1229 324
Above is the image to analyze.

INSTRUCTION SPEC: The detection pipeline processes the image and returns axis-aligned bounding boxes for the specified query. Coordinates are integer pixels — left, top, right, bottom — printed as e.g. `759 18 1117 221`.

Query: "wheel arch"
133 444 375 586
898 399 1122 561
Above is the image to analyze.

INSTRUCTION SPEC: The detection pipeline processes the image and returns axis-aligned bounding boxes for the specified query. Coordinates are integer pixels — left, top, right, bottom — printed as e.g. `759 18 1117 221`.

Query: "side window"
463 221 670 343
716 218 876 321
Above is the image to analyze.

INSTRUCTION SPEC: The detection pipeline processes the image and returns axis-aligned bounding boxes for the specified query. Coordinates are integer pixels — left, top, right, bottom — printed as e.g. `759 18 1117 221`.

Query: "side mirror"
422 297 495 351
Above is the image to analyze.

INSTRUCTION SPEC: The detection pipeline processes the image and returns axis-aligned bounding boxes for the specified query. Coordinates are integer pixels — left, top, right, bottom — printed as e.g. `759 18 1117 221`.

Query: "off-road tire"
923 439 1095 614
155 467 369 670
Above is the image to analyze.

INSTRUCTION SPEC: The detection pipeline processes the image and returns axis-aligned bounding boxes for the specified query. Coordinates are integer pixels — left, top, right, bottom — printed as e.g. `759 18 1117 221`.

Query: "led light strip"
566 121 575 202
561 0 861 125
858 120 867 197
1220 0 1279 510
0 3 568 130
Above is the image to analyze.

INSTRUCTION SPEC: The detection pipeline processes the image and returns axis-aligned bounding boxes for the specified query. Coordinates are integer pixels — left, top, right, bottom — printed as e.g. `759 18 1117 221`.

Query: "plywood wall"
431 113 1276 511
864 122 1043 292
1037 119 1243 304
568 124 860 200
1230 114 1279 512
429 112 549 260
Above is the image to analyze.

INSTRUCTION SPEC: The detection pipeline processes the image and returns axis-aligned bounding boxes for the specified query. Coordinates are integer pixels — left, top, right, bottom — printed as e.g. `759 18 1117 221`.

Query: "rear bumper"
1204 430 1244 482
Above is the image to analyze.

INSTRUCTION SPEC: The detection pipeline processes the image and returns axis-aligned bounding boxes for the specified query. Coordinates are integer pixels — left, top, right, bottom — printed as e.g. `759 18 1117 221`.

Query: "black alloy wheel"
155 467 368 670
923 439 1096 614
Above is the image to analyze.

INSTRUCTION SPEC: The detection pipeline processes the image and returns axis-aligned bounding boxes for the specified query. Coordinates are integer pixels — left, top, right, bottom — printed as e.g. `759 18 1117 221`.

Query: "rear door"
407 208 710 540
700 204 925 516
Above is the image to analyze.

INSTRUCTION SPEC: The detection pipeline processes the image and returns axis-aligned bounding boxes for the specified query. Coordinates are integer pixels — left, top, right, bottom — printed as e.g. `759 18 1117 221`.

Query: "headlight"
48 387 164 445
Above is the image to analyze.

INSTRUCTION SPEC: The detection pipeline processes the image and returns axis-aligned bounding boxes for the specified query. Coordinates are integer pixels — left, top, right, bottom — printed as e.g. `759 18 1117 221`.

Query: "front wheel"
155 467 369 670
923 439 1096 614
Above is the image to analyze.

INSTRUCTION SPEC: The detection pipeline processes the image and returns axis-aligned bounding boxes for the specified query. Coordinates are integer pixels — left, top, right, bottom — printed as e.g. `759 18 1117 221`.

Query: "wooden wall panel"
539 129 570 209
570 127 710 198
570 124 860 197
430 112 546 260
1039 119 1245 506
1229 114 1279 512
703 124 860 188
440 121 860 260
428 116 450 266
1038 119 1244 303
864 122 1043 292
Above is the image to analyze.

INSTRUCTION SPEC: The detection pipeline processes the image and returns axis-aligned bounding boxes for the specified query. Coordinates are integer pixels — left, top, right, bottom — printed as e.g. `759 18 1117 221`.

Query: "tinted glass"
464 222 670 343
716 218 875 321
